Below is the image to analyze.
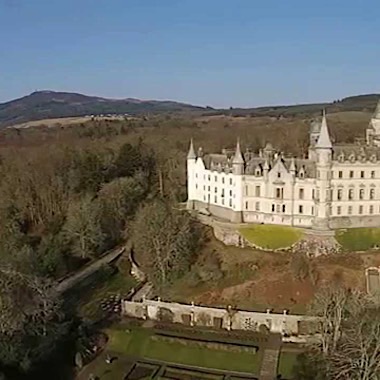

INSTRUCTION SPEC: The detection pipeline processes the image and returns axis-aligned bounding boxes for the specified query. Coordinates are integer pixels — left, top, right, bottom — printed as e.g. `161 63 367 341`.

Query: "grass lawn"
106 326 262 374
277 351 300 379
335 228 380 251
240 225 303 250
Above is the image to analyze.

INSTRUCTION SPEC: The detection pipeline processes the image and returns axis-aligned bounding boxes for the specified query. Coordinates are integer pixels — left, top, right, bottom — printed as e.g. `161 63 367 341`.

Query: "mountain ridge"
0 90 379 128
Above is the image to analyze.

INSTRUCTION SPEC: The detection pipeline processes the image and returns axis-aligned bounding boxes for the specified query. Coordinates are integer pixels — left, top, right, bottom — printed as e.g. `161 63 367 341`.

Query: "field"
239 225 303 250
335 228 380 251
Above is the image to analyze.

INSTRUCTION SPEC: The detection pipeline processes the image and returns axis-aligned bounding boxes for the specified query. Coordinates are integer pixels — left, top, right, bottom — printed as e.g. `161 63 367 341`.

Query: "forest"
0 109 374 378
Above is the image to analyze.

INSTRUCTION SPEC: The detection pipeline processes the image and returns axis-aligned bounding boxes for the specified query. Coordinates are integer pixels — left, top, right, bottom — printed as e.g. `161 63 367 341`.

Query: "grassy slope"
107 327 262 374
240 225 303 250
277 351 300 379
335 228 380 251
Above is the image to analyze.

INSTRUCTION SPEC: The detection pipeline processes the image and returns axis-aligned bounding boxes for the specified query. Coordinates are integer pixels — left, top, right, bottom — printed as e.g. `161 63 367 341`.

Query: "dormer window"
299 167 305 179
277 172 281 179
255 168 261 176
349 153 355 163
338 153 345 163
371 154 377 163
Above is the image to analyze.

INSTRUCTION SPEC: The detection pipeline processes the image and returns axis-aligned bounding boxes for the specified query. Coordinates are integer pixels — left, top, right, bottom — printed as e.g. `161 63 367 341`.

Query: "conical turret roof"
373 99 380 119
315 110 332 149
232 138 244 164
187 138 196 159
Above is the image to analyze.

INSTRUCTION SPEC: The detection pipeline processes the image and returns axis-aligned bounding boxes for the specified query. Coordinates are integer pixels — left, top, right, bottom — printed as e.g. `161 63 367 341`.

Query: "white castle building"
187 102 380 230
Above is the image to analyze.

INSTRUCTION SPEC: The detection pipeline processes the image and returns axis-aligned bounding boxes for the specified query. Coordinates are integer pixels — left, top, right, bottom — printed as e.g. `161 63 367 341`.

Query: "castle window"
371 171 375 179
229 190 232 196
229 178 233 185
222 198 224 205
275 188 283 199
214 196 217 203
348 206 352 215
255 168 261 176
299 188 304 200
349 170 354 178
204 195 206 201
299 171 304 179
215 176 218 182
370 205 374 214
338 189 343 201
359 189 364 200
282 205 286 213
348 189 353 200
245 185 248 196
337 206 341 215
215 187 217 193
370 189 375 200
208 186 210 192
299 205 303 214
229 198 232 207
338 171 343 179
203 185 205 190
312 189 315 200
245 201 249 210
255 201 260 211
361 171 365 179
255 186 261 197
195 173 198 178
208 175 211 181
276 204 281 213
195 184 198 189
311 206 314 215
359 205 363 214
277 172 281 178
272 204 275 212
221 189 225 197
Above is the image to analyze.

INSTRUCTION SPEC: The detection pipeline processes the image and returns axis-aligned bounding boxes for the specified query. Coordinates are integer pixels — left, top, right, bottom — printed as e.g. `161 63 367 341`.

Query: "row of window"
204 195 233 207
333 205 378 216
197 173 234 185
336 188 376 201
333 170 376 179
244 202 310 215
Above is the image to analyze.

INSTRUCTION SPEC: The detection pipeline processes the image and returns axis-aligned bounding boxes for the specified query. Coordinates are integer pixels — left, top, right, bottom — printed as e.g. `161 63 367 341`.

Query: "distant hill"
0 90 209 127
0 90 379 128
216 94 380 118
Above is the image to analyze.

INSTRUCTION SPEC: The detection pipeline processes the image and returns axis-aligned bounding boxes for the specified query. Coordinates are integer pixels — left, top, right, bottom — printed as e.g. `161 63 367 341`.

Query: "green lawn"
277 351 300 379
240 225 303 250
106 327 262 374
335 228 380 251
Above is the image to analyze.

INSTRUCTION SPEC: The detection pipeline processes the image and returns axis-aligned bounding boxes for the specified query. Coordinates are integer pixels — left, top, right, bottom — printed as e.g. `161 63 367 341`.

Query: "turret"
187 138 196 160
263 158 269 181
186 139 197 210
232 138 244 175
289 157 296 178
313 110 332 230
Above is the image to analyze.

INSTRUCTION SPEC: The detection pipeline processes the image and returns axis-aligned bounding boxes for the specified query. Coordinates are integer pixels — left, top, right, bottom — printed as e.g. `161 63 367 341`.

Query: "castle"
186 102 380 230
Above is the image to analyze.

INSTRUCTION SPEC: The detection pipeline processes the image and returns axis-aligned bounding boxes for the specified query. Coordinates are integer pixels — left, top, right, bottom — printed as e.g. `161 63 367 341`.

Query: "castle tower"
186 139 197 210
232 138 244 175
313 110 332 230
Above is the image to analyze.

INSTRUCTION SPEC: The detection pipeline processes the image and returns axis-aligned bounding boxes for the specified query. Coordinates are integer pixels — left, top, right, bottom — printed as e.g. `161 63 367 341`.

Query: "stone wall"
330 215 380 229
122 299 319 342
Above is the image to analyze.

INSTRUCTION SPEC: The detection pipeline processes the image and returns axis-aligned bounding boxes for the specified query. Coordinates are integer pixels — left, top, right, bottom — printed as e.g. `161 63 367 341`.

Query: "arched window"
348 189 353 200
370 188 375 200
359 189 364 200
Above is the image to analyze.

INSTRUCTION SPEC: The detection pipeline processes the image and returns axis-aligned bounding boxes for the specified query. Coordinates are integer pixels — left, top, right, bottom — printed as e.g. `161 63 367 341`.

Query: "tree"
132 199 200 288
98 175 146 244
297 286 380 380
63 196 105 259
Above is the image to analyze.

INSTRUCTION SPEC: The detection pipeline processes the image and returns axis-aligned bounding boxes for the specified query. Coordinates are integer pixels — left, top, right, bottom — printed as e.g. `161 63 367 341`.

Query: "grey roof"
315 111 332 149
187 139 196 159
232 139 244 164
333 144 380 162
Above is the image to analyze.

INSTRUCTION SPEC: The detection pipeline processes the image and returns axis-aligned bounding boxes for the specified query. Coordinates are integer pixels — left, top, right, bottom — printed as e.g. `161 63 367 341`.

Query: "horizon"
1 0 380 108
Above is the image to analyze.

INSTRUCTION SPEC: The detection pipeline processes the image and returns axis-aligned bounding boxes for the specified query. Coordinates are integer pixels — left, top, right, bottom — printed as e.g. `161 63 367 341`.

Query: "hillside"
0 90 379 128
0 90 209 127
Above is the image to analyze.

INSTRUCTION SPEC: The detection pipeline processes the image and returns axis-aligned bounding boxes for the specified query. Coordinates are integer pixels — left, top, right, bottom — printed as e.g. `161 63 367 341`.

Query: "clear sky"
1 0 379 108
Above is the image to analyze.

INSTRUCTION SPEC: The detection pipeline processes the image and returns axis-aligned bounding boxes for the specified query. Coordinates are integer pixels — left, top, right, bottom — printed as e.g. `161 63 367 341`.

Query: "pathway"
259 334 282 380
56 245 127 294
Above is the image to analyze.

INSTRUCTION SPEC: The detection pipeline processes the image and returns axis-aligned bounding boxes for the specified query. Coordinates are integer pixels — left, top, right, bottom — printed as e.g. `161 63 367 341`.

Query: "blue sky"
1 0 379 107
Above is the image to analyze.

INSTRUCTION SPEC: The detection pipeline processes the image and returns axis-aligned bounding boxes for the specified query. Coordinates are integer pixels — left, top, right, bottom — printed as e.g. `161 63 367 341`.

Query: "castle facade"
187 102 380 230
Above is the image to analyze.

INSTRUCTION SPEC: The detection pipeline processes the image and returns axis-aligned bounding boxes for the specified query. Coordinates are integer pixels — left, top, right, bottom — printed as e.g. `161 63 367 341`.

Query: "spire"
373 99 380 119
289 157 296 172
232 138 244 164
187 138 196 159
315 109 332 149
